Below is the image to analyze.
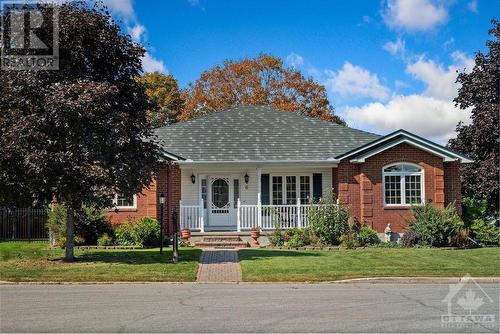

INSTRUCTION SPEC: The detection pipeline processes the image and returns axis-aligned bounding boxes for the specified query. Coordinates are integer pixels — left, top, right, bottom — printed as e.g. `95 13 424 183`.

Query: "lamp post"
159 192 165 254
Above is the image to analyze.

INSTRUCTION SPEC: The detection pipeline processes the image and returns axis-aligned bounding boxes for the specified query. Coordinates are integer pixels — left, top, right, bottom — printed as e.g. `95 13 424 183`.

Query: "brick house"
108 105 470 236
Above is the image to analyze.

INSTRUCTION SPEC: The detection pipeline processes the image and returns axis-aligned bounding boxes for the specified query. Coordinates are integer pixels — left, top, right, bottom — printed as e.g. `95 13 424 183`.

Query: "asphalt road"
1 283 499 333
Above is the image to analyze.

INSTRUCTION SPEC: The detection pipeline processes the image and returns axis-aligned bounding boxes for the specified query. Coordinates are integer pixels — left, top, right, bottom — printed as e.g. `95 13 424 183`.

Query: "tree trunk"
65 208 75 262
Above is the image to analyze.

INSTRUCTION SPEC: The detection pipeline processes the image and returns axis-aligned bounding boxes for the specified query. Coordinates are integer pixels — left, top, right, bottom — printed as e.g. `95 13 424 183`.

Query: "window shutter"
313 173 323 203
261 174 270 205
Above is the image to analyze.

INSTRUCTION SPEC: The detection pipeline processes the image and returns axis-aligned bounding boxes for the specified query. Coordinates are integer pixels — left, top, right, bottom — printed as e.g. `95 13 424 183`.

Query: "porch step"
195 235 249 249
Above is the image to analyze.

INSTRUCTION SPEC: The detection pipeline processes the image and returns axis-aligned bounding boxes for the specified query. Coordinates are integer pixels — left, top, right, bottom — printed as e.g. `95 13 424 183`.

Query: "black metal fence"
0 207 49 240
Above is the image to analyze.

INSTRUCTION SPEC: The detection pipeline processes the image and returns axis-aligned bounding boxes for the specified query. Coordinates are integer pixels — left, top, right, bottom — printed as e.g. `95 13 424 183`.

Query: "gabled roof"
154 105 380 162
335 129 473 163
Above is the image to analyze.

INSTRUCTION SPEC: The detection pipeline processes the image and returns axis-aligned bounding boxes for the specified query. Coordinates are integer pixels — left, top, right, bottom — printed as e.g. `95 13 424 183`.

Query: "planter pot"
181 228 191 239
250 230 260 246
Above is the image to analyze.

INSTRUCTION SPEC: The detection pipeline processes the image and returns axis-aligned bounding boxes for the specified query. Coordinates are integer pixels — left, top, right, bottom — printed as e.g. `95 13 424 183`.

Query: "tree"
179 53 345 125
137 72 184 127
448 19 499 212
0 1 161 260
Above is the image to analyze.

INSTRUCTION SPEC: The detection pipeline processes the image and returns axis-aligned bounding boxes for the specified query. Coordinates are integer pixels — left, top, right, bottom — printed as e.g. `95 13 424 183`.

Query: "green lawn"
0 242 201 282
239 247 500 282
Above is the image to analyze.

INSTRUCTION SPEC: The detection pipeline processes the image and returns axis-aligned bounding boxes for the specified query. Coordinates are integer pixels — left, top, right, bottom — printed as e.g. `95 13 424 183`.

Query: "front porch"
180 200 320 232
177 163 335 232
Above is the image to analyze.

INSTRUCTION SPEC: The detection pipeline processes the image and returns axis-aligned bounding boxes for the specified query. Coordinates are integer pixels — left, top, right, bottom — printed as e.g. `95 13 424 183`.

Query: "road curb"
1 276 499 285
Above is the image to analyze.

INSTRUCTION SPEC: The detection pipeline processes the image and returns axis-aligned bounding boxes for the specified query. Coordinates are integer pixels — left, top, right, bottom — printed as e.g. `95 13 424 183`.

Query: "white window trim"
269 174 313 205
113 194 137 210
382 163 425 207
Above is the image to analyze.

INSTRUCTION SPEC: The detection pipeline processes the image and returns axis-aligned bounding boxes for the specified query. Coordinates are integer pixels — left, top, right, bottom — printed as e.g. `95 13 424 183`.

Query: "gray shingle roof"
154 105 380 161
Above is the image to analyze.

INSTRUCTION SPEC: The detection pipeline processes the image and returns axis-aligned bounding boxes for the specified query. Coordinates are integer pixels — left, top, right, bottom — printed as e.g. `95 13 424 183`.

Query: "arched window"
383 163 424 206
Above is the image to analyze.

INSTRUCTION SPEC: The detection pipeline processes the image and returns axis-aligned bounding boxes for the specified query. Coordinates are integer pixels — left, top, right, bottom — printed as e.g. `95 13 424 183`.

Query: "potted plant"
250 226 261 245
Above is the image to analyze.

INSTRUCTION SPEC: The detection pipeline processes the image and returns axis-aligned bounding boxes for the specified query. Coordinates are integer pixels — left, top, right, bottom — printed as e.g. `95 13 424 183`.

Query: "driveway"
1 283 498 333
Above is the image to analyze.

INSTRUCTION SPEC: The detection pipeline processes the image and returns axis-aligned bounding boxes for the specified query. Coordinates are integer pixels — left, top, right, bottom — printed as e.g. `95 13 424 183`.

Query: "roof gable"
335 129 473 163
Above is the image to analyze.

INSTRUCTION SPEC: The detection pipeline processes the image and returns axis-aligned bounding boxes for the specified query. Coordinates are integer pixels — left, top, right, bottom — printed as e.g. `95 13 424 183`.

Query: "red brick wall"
335 143 455 233
444 161 462 215
107 179 158 226
107 163 182 236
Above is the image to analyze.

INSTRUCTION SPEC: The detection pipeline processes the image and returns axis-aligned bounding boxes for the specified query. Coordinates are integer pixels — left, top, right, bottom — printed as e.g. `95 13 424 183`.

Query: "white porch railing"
179 200 204 232
238 202 319 230
180 198 323 232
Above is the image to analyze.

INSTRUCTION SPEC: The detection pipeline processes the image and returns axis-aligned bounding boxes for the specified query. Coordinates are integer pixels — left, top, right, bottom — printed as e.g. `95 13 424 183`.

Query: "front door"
209 177 232 227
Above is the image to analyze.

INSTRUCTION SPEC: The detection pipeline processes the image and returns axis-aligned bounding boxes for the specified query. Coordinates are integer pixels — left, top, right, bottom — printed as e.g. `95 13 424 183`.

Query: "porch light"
244 173 249 184
191 173 196 184
159 192 165 204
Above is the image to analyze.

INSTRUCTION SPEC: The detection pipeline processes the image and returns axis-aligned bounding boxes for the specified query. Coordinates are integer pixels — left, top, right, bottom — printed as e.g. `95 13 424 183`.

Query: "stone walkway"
197 250 242 283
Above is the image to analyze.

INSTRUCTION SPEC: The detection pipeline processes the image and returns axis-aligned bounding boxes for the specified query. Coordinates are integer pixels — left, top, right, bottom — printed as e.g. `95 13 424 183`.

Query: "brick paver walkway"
197 250 242 283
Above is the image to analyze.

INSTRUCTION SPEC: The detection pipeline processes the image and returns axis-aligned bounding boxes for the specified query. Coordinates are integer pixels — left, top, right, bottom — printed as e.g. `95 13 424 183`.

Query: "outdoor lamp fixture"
244 173 249 184
159 192 165 254
191 173 196 184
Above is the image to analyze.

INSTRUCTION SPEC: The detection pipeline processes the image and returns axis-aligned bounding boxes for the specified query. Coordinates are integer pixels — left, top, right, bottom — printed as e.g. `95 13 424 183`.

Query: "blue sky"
104 0 496 143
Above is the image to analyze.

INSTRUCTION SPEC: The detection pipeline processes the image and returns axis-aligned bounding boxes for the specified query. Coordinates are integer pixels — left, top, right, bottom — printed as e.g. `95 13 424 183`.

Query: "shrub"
357 226 380 246
308 192 350 246
74 206 113 245
74 235 85 246
46 204 112 245
47 205 67 240
268 229 285 246
340 225 358 249
55 236 66 248
407 202 466 247
401 230 421 247
56 235 85 247
97 233 113 246
470 219 500 246
114 216 161 247
462 197 489 225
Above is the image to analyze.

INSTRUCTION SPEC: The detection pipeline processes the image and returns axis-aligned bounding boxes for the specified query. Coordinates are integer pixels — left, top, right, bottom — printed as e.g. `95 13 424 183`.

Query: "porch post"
199 198 204 233
297 197 302 228
179 200 183 231
237 198 241 232
257 168 262 228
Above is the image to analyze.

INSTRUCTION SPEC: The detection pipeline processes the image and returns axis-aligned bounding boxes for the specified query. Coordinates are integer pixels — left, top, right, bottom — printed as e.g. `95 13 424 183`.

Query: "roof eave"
337 129 473 163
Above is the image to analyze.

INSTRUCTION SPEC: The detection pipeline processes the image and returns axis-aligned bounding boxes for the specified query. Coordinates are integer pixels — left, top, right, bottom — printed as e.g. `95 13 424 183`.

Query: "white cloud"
286 53 305 68
103 0 135 21
342 52 475 142
187 0 201 6
127 24 146 42
383 0 448 31
383 37 406 58
406 52 474 100
467 0 478 13
103 0 168 74
325 62 391 100
142 53 167 73
344 95 471 142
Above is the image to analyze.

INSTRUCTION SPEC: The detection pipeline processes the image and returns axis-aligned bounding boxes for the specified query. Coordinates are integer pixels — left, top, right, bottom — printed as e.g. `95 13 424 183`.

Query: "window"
201 179 207 209
300 176 311 204
233 179 239 208
272 176 283 205
114 194 136 209
286 176 297 204
383 163 424 206
270 175 312 205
